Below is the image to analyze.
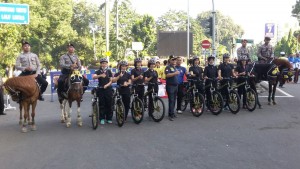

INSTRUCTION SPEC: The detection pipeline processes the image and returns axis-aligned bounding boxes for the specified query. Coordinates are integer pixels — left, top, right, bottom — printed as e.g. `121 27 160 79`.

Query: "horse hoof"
66 123 71 128
21 127 28 133
77 122 83 127
61 119 65 123
31 125 37 131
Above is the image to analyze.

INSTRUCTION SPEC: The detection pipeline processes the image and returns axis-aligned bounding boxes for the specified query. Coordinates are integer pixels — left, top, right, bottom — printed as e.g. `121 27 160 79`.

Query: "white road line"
261 81 294 97
258 96 294 98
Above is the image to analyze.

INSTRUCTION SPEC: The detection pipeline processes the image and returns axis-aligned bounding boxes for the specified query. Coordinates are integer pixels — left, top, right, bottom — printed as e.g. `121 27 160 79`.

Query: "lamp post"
105 0 110 61
187 0 190 60
89 20 97 60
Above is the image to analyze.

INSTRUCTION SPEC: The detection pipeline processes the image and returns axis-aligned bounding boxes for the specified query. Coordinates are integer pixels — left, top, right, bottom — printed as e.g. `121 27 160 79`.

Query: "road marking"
260 81 294 98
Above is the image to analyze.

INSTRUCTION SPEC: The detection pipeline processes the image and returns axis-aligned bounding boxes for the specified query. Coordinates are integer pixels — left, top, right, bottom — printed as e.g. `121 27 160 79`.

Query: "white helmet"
280 51 285 56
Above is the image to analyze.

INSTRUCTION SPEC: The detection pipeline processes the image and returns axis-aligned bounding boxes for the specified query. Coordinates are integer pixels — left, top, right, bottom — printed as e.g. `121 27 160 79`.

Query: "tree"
292 0 300 24
132 15 157 57
196 11 244 52
275 29 297 56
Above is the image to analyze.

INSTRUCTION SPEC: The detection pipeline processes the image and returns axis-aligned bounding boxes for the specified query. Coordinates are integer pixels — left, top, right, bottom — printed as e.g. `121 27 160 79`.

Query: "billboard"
0 3 29 24
157 31 193 56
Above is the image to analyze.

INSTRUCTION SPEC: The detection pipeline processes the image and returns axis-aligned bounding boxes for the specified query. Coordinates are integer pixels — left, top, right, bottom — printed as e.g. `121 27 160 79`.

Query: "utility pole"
187 0 190 60
105 0 110 61
116 0 119 60
212 0 216 57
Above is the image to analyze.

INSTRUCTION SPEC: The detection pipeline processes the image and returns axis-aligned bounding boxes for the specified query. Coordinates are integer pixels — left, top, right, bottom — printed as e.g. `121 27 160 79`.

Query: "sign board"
132 42 143 51
202 50 211 55
201 40 211 49
265 23 275 38
0 3 29 24
105 51 112 57
235 39 254 44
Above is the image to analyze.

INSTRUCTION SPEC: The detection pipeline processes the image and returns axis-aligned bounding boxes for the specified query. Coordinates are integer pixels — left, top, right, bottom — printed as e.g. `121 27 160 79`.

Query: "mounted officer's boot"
38 92 45 101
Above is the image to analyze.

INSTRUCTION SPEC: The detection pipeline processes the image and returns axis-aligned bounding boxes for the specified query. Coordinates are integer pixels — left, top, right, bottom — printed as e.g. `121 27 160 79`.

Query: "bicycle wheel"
209 91 224 115
150 97 165 122
131 97 144 124
245 88 257 112
190 93 205 117
228 90 241 114
91 101 99 130
116 99 125 127
180 94 189 111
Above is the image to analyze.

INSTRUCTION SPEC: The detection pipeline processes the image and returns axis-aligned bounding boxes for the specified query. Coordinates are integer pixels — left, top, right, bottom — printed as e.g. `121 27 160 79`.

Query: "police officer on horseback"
15 41 48 101
237 39 250 62
257 36 274 63
57 43 89 99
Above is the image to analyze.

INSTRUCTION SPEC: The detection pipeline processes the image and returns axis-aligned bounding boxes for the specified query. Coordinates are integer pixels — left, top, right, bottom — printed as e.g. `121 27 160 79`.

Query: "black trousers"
19 71 48 94
176 84 185 111
121 93 131 120
205 81 217 107
134 85 145 102
219 80 231 106
237 80 246 105
97 88 113 121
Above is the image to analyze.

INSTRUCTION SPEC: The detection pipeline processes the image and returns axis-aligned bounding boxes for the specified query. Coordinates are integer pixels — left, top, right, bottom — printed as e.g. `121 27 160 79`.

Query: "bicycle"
205 78 224 115
130 84 144 124
112 85 126 127
235 75 257 112
90 87 99 130
181 79 205 117
218 77 240 114
144 82 165 122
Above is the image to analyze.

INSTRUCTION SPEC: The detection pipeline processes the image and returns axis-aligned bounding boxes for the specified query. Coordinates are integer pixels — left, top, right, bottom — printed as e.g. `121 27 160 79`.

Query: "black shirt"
165 65 178 85
131 68 144 84
114 71 131 94
204 65 218 78
218 63 233 78
95 68 112 87
189 66 203 80
144 69 158 84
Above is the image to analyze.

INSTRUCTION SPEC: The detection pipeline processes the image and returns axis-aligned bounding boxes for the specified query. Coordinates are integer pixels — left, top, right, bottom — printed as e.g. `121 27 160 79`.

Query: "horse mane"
4 75 38 97
273 58 293 69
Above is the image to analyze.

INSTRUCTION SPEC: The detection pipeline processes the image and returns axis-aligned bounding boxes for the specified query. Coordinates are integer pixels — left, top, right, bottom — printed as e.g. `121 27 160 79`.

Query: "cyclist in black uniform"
131 58 144 102
113 61 131 121
204 56 219 107
144 59 159 116
218 53 235 109
189 56 204 94
93 58 113 125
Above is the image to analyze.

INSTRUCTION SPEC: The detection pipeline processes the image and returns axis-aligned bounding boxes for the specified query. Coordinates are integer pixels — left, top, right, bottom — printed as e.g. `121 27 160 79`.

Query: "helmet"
119 60 128 66
192 56 199 61
148 59 156 64
280 51 285 56
223 53 230 58
207 55 215 61
134 57 142 63
100 58 108 63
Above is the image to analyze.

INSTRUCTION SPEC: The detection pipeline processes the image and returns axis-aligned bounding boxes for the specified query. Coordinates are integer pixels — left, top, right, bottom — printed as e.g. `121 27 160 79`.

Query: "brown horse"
253 58 294 105
3 75 40 132
58 70 83 128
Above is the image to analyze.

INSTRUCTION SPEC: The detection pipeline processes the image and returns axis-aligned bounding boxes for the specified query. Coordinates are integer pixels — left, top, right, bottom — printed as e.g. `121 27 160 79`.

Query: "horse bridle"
5 86 20 97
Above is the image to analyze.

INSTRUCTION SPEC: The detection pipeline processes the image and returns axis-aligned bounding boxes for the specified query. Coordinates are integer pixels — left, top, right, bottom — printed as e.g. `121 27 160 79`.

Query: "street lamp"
89 20 97 60
212 0 216 57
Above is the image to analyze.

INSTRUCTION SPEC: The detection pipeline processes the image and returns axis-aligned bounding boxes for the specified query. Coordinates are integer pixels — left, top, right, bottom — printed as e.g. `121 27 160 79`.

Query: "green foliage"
275 29 297 56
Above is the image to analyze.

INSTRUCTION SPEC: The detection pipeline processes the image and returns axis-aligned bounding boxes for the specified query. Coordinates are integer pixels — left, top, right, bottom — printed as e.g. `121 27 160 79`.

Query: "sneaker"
177 110 183 114
100 119 105 125
168 116 174 121
107 120 113 124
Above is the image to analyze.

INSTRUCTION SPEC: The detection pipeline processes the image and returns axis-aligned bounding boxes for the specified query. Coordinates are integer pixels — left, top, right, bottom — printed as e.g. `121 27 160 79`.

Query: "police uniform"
95 67 113 121
57 45 89 95
114 71 131 120
257 37 274 63
165 56 178 118
237 47 249 61
15 43 48 100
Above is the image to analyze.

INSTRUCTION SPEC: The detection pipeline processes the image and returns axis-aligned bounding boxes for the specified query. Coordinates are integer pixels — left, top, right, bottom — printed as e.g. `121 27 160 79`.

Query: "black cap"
169 55 177 60
68 43 75 48
264 36 271 41
22 41 30 46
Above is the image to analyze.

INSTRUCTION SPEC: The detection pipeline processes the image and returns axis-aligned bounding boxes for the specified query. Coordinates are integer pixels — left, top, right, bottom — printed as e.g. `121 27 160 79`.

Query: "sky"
90 0 299 44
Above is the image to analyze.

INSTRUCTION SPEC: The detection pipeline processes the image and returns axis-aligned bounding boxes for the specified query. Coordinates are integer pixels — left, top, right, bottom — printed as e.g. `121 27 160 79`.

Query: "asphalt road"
0 82 300 169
